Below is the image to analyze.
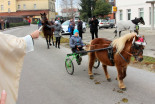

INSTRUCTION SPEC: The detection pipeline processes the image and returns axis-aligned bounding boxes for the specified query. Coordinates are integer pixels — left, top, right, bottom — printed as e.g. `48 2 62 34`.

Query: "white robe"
0 32 34 104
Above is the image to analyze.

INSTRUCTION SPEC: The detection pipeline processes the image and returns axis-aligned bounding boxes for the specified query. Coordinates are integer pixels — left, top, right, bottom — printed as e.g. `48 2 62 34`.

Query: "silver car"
98 19 110 29
61 20 86 35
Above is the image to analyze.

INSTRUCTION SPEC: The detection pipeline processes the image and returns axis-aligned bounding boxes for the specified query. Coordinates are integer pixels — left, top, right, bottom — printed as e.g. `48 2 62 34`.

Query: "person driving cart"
70 29 85 65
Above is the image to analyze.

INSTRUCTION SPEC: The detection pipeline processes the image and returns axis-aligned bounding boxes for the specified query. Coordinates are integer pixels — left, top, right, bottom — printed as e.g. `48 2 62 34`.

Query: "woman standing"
47 21 62 49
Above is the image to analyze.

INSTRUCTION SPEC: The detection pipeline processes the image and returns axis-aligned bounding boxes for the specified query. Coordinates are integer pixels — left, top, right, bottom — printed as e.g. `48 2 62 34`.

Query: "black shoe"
76 57 82 65
55 45 57 48
58 46 60 49
79 57 82 62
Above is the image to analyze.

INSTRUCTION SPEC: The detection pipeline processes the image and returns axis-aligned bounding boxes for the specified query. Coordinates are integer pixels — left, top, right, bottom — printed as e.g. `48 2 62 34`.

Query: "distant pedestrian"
89 16 99 40
28 19 31 25
60 18 64 24
68 18 75 37
77 18 83 39
37 19 42 29
0 19 4 30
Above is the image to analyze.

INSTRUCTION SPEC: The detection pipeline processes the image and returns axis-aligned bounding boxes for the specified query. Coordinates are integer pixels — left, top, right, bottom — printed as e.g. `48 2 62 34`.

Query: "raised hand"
0 90 7 104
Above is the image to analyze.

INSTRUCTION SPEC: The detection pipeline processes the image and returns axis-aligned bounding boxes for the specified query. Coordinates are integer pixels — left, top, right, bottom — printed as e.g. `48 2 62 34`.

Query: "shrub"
9 22 29 28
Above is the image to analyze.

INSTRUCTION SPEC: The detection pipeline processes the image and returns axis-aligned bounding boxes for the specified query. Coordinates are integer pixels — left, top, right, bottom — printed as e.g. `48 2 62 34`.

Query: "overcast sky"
55 0 80 15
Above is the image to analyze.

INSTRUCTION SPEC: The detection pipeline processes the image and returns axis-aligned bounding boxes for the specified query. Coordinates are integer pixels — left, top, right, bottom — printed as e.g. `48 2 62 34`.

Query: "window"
34 4 36 9
18 5 20 10
149 7 155 24
120 10 123 20
8 8 11 13
23 4 26 10
139 8 144 18
127 9 131 20
8 1 10 5
1 5 4 11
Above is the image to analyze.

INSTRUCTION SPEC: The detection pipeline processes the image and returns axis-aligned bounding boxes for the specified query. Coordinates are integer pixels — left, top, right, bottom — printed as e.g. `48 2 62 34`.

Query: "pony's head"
112 33 146 62
139 17 145 25
131 35 146 62
40 12 48 22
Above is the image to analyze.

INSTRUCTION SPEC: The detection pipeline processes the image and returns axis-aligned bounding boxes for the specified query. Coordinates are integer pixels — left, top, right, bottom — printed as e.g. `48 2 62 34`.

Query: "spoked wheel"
65 58 74 75
93 59 100 69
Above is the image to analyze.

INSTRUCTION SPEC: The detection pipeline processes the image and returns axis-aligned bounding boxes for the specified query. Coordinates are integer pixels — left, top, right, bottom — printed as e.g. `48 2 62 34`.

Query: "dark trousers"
55 37 61 48
72 47 83 53
70 28 74 38
91 30 98 40
79 30 83 39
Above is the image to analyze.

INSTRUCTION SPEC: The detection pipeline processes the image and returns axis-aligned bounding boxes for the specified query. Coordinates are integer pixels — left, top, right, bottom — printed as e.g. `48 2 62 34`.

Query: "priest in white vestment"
0 30 40 104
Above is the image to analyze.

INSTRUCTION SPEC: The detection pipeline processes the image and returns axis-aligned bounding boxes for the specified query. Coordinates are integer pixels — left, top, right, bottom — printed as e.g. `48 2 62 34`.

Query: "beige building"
0 0 56 20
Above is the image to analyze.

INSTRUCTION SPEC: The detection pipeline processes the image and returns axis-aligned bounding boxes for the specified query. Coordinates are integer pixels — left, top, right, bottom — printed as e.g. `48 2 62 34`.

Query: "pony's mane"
111 33 137 53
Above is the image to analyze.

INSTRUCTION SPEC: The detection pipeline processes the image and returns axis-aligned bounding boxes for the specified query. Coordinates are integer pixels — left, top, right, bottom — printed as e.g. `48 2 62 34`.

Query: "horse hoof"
49 43 52 46
121 88 126 91
89 75 94 80
107 78 112 82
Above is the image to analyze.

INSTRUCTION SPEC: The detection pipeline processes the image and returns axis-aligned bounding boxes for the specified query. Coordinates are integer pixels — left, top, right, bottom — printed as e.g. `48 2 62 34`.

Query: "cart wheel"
93 59 100 69
65 58 74 75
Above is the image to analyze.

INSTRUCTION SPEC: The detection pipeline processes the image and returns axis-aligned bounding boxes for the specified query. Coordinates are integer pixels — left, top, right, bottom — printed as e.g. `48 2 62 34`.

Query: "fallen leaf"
121 98 128 103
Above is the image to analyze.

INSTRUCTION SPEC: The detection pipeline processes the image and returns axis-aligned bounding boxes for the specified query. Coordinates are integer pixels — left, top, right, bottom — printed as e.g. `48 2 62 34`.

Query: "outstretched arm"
23 30 40 53
46 25 55 29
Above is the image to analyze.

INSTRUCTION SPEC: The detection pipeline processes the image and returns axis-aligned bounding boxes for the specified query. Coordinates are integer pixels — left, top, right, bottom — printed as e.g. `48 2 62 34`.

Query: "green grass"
131 56 155 64
40 32 69 43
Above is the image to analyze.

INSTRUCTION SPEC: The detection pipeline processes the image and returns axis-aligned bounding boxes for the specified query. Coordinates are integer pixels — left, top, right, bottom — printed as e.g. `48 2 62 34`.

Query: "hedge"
9 22 29 28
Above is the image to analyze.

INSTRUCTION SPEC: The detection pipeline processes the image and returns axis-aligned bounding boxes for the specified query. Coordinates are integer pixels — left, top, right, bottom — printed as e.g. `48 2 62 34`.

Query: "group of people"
0 16 99 104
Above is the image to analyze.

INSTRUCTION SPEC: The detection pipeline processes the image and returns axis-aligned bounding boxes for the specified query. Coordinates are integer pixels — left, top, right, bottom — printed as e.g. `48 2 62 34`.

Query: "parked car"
108 19 115 28
61 20 86 35
98 19 110 29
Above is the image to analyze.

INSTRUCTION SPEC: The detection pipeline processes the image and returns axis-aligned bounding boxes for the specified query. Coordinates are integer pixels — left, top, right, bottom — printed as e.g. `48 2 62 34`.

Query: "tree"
79 0 92 21
93 0 112 17
61 0 76 18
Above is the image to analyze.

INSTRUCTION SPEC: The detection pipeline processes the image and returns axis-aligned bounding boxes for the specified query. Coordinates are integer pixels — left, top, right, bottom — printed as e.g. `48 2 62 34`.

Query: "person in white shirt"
0 30 40 104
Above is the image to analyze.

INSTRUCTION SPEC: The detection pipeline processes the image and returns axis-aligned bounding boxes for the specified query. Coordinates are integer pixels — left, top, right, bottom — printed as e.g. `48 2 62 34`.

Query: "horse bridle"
130 43 144 58
139 18 144 25
119 36 146 63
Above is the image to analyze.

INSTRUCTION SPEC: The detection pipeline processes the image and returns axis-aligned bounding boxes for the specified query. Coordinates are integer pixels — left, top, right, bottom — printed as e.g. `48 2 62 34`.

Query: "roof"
61 8 78 13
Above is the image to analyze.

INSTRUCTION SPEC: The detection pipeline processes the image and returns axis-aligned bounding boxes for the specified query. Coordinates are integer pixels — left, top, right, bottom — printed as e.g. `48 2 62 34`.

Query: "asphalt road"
2 25 155 104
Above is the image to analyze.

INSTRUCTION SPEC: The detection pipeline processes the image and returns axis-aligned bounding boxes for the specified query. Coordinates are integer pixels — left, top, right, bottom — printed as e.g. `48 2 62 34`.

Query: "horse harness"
107 45 115 65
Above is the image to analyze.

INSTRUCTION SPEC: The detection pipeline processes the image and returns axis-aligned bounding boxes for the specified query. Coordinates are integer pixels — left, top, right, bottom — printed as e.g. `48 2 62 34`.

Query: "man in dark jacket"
77 18 83 39
89 16 99 40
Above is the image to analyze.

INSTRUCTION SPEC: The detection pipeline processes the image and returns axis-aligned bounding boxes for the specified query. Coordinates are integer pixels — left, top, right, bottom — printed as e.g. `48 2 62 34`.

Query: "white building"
116 0 155 27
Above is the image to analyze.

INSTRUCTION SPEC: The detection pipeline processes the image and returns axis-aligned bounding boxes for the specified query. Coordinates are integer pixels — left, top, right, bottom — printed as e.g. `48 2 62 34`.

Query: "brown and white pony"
40 12 54 49
88 33 146 90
